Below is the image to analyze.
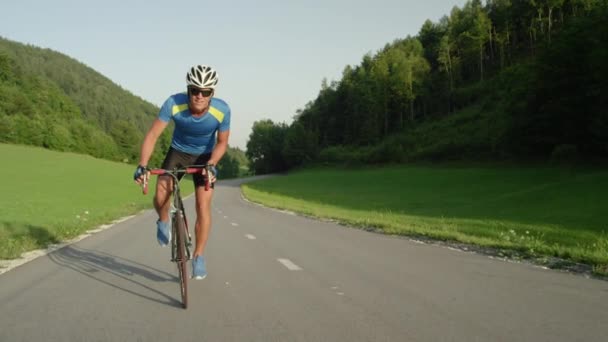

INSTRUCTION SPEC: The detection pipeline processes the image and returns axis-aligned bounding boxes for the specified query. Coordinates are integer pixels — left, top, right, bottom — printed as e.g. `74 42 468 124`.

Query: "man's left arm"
209 130 230 166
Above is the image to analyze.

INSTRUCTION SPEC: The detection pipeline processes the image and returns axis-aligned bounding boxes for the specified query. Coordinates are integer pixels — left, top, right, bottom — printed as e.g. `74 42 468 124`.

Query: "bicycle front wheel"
174 210 189 309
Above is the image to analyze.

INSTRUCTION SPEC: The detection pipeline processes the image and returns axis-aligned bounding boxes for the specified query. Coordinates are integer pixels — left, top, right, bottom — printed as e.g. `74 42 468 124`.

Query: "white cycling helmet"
186 65 219 89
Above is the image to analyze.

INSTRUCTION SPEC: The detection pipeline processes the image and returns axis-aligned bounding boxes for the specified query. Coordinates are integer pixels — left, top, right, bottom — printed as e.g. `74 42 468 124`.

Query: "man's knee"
195 194 212 212
155 178 173 200
196 199 212 212
157 176 173 191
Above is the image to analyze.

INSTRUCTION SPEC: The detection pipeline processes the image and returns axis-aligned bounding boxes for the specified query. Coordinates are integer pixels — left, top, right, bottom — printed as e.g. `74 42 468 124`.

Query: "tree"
462 4 492 81
109 120 142 162
546 0 565 42
44 122 73 151
438 34 456 91
507 3 608 157
388 38 431 122
487 0 513 69
246 119 288 174
371 52 390 135
283 121 318 168
418 19 446 71
0 53 15 82
217 153 239 179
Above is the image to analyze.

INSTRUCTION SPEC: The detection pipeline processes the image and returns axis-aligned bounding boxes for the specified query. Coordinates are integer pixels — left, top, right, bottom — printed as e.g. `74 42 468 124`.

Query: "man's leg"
154 175 173 221
153 147 187 245
153 175 173 245
193 185 214 257
191 184 213 279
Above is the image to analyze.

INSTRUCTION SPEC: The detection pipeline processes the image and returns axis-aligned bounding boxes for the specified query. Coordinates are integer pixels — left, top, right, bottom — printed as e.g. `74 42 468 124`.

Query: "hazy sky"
1 0 467 149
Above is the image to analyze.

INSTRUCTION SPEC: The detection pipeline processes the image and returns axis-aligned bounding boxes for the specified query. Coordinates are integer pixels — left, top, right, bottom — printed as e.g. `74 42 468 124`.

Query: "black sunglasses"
189 88 213 97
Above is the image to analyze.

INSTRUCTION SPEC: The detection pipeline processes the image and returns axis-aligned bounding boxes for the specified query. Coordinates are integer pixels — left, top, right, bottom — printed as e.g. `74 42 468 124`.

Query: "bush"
551 144 579 164
318 145 372 165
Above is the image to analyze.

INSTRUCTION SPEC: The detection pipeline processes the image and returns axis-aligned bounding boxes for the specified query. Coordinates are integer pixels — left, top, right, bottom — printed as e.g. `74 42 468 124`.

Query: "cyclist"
133 64 231 280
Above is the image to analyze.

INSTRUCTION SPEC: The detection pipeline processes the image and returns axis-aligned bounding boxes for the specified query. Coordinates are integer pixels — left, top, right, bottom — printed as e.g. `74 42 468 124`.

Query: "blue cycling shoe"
192 255 207 280
156 219 171 246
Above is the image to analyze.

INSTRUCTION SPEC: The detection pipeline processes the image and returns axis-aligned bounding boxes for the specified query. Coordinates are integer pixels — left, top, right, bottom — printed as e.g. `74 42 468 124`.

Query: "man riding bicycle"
133 64 231 280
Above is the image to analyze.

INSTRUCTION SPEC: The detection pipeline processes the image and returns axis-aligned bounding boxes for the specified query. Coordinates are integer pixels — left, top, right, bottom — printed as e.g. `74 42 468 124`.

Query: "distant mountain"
0 36 171 165
0 36 250 174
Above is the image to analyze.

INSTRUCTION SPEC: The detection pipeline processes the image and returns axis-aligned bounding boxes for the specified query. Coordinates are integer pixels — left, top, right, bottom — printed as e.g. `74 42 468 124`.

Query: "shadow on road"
47 245 183 308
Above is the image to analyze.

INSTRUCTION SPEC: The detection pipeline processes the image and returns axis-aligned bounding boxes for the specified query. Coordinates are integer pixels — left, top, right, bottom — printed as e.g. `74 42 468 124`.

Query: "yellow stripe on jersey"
172 103 189 116
208 106 225 123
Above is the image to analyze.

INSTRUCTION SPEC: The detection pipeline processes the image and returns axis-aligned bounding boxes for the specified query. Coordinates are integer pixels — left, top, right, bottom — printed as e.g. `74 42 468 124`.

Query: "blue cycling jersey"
158 93 231 155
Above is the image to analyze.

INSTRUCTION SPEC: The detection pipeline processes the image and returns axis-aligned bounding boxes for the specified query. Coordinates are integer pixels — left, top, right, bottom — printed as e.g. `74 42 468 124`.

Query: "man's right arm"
138 119 169 167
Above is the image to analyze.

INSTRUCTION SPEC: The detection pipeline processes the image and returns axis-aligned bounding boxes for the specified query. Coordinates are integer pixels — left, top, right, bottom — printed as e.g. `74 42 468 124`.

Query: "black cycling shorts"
161 147 214 188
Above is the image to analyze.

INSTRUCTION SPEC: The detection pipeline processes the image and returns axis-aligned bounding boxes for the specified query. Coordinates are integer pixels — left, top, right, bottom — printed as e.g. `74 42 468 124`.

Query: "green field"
3 143 607 275
242 165 608 273
0 144 194 259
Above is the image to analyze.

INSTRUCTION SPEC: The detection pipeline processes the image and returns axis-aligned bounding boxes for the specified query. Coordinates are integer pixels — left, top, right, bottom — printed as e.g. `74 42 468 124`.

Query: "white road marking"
231 222 239 226
277 258 302 271
330 285 345 296
245 234 256 240
223 216 228 219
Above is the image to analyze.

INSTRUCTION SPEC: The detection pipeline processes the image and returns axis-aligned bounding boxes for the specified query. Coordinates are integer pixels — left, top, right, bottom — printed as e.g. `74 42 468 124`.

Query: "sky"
1 0 468 150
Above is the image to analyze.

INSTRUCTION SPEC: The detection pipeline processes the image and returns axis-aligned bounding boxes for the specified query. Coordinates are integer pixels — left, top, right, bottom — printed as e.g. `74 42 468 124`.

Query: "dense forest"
247 0 608 174
0 37 246 177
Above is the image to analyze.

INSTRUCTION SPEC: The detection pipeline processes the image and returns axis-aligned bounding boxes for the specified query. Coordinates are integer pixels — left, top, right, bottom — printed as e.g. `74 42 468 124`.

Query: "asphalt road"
1 176 607 342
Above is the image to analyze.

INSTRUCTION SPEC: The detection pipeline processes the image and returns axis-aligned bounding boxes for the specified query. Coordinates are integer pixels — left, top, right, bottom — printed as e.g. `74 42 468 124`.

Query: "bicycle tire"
174 210 189 309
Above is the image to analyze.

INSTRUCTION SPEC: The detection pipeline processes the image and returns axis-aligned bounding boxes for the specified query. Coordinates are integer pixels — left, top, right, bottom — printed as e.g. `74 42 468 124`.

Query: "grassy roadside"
0 144 194 260
242 165 608 276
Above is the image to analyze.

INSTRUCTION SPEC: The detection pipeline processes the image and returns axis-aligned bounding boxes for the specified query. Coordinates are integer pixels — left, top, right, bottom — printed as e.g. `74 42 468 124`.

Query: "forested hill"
246 0 608 174
0 36 171 165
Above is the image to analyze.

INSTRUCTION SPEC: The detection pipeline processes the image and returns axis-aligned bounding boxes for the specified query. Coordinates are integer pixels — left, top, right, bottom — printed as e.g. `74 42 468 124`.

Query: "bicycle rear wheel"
174 210 189 309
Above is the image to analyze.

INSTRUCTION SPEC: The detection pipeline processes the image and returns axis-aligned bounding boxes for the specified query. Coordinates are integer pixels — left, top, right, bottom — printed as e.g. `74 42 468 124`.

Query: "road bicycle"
142 164 213 309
